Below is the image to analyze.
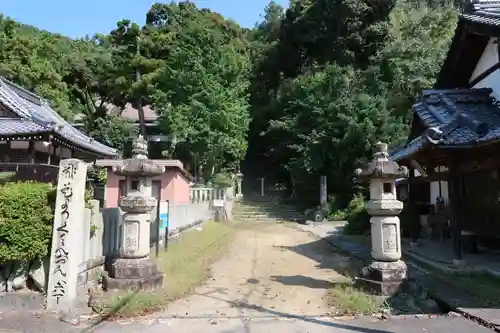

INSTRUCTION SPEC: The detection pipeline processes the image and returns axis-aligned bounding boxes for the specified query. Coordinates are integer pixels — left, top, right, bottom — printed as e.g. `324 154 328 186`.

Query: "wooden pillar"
47 145 52 165
448 161 463 260
47 142 57 165
408 167 420 244
28 141 35 164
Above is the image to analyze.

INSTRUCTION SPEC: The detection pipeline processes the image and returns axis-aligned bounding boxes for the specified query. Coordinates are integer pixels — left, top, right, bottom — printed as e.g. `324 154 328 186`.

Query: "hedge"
0 182 55 262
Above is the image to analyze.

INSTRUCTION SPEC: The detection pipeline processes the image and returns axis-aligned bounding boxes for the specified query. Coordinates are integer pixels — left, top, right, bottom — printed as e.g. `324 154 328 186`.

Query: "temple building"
391 1 500 258
0 77 117 182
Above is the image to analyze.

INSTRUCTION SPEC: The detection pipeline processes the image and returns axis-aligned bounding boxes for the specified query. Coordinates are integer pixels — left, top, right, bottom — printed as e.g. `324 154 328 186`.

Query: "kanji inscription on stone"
382 224 398 252
125 221 139 252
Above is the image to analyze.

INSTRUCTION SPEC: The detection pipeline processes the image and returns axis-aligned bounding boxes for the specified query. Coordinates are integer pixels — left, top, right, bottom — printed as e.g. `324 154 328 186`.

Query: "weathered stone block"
106 257 161 280
102 272 164 292
357 260 408 296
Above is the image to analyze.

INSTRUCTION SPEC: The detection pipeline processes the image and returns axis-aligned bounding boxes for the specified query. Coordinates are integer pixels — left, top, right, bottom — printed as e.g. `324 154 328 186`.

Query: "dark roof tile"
0 78 117 157
463 0 500 26
0 118 47 136
391 88 500 161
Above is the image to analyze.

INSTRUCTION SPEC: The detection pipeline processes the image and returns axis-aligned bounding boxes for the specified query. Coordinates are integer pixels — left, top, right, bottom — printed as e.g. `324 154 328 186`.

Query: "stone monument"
354 142 408 295
103 135 165 291
47 159 87 311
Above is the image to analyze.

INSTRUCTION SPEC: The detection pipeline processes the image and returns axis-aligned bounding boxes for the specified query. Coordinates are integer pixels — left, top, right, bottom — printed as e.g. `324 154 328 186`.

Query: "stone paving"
0 310 496 333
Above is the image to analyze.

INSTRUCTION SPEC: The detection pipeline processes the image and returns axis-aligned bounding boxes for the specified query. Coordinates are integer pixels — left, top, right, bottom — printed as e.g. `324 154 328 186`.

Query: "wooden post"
28 141 35 164
260 177 264 197
408 167 419 245
448 162 463 261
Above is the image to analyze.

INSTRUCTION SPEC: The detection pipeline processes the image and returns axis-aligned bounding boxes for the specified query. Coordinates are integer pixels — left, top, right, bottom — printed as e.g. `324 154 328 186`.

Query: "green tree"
149 2 251 178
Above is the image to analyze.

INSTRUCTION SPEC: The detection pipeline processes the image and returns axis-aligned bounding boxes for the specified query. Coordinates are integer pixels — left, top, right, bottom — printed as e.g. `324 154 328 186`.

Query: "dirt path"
3 223 494 333
164 222 350 318
92 222 358 332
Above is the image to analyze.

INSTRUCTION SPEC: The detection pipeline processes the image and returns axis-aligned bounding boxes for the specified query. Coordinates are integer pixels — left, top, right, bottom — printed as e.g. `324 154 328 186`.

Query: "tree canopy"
0 0 460 204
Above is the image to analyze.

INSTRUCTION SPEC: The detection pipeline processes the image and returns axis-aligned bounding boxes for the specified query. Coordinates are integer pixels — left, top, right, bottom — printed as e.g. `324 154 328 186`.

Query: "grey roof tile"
462 0 500 26
0 77 117 157
391 88 500 161
0 118 47 136
390 136 428 162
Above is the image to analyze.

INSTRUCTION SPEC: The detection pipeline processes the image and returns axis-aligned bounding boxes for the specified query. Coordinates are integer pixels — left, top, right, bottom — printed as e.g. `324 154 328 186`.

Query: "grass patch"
97 220 236 318
325 264 387 316
408 258 500 308
343 234 371 246
327 279 388 316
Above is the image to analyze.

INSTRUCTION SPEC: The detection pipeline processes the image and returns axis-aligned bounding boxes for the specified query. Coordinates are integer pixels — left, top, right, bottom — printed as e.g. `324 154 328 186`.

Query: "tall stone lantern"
235 169 244 198
354 142 408 295
103 135 165 291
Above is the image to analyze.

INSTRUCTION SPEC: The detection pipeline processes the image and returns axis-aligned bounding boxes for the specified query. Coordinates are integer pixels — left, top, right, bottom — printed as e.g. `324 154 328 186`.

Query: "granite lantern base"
356 260 407 296
103 257 164 291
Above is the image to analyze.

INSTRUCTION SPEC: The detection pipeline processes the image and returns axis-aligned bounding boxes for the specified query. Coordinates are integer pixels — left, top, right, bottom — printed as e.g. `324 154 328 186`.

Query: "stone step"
234 205 299 211
235 217 302 222
234 213 303 218
233 209 301 215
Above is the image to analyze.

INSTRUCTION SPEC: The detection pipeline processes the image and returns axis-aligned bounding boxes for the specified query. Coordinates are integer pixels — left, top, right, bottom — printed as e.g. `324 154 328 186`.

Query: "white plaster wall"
10 141 29 150
470 37 498 82
473 70 500 99
429 166 449 205
470 37 500 99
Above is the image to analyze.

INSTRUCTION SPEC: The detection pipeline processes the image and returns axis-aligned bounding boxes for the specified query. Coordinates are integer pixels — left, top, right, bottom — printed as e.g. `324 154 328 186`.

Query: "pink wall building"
95 159 192 208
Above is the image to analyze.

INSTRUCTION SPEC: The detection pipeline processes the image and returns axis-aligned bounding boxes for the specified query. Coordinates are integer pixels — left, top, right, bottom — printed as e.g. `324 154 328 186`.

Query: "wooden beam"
410 159 429 177
448 158 464 260
469 62 500 87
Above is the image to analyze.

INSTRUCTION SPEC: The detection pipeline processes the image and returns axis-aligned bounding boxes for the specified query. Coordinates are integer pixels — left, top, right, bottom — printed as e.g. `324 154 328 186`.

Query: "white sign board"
213 199 224 207
46 159 87 311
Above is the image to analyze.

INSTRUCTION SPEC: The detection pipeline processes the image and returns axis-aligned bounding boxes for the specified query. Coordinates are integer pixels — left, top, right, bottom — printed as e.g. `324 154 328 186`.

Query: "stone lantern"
354 142 408 295
103 135 165 291
235 169 244 198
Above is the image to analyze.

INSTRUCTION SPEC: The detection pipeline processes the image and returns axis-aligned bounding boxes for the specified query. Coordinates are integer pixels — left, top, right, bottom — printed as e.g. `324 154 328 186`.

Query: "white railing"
189 186 233 203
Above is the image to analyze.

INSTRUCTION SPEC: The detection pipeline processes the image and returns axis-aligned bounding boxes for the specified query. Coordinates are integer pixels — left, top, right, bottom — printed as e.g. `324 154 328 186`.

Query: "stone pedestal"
103 257 164 291
355 142 408 296
357 260 408 295
102 135 165 291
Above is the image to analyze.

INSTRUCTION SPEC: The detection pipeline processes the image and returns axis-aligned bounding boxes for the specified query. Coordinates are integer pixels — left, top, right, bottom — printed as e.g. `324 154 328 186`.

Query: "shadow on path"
270 275 334 289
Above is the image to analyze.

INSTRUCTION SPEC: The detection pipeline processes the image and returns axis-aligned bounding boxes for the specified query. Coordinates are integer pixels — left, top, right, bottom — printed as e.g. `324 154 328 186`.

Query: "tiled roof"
462 0 500 26
390 88 500 161
0 118 47 136
73 102 158 123
0 77 117 157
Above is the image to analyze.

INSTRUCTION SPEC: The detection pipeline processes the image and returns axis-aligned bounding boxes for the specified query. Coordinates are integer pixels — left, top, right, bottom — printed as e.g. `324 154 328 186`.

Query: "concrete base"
103 257 164 291
356 260 408 296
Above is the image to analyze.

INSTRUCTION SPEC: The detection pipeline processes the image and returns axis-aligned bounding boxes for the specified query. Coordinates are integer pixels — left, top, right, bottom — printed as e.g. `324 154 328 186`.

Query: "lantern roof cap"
355 142 408 180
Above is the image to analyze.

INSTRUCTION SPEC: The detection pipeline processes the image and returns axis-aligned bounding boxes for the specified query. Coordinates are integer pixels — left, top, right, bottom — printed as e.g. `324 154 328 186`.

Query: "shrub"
0 182 55 262
328 195 347 221
343 194 370 235
211 173 233 188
